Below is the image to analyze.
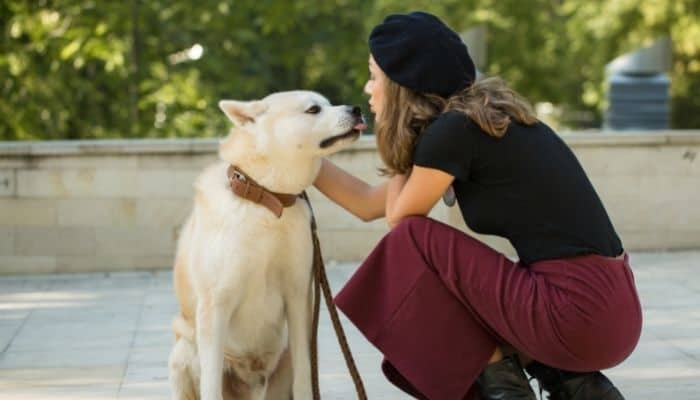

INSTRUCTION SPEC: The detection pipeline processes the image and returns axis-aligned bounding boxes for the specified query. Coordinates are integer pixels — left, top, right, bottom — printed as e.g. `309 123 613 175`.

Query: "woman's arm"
385 172 409 226
313 158 388 222
385 165 454 228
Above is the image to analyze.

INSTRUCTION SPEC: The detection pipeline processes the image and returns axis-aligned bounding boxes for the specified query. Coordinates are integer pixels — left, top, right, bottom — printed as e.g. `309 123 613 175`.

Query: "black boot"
477 355 536 400
525 361 624 400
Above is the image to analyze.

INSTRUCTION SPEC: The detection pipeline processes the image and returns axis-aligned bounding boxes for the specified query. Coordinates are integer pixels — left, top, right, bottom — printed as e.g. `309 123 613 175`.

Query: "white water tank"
604 37 671 130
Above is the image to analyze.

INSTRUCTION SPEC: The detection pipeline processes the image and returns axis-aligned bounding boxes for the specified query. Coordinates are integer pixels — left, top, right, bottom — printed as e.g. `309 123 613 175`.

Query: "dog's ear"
218 100 268 126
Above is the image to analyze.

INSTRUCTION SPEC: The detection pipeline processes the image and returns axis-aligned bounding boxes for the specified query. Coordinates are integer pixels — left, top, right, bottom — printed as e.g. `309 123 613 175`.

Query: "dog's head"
218 91 366 162
217 91 367 193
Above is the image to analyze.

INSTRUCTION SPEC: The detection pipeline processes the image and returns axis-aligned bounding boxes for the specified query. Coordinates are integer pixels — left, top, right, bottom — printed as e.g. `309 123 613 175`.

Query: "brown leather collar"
227 165 299 218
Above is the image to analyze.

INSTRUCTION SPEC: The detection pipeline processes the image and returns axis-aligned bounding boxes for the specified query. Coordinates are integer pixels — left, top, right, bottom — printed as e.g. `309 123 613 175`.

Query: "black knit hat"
369 11 476 98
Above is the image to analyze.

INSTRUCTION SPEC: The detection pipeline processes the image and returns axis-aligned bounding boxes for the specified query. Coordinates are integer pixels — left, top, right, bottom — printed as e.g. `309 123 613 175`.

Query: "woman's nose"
363 81 372 96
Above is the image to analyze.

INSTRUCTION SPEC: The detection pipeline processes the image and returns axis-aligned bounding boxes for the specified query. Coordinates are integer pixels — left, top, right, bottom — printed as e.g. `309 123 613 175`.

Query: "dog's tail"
172 314 195 343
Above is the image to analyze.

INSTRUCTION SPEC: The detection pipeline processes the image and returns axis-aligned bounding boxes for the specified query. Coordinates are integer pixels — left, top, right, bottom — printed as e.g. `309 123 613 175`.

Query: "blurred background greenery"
1 0 698 140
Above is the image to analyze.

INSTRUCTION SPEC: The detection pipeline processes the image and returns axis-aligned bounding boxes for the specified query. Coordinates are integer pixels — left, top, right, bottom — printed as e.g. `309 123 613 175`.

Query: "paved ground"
0 251 699 399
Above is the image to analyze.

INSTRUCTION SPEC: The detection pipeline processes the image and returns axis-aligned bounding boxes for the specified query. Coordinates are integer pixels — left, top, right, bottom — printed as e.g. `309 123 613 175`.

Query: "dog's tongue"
353 122 368 131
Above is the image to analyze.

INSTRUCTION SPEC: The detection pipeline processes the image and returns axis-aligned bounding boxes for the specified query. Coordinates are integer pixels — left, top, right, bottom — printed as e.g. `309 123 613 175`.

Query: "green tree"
0 0 372 140
1 0 698 141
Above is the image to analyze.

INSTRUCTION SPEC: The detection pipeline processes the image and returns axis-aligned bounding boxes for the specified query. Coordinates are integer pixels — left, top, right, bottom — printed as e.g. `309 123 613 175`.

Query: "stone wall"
1 132 699 274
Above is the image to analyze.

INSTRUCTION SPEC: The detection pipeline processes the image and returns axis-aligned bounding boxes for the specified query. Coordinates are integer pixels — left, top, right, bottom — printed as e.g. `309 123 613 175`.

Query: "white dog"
168 91 366 400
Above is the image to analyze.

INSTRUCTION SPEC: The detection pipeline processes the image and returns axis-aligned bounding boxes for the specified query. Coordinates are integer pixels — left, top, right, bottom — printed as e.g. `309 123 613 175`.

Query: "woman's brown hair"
375 76 538 176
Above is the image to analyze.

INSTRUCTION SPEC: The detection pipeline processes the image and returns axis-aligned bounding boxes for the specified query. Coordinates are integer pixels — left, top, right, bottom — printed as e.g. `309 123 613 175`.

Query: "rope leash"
303 192 367 400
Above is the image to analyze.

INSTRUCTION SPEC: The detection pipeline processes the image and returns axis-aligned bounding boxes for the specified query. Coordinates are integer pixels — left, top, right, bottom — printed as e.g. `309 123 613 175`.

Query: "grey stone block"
0 169 16 197
0 199 57 226
0 256 57 274
95 227 174 257
15 227 95 256
0 227 13 255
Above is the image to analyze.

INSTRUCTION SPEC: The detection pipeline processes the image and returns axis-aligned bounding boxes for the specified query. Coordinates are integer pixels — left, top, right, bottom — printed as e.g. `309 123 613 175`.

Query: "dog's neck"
227 165 300 218
218 130 320 195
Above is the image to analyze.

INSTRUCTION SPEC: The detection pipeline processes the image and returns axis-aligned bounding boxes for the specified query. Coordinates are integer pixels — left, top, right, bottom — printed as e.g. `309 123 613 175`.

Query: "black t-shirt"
413 111 623 265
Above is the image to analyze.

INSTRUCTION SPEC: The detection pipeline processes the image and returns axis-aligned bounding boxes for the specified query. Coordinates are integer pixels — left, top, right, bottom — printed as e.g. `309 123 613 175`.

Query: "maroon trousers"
334 216 642 400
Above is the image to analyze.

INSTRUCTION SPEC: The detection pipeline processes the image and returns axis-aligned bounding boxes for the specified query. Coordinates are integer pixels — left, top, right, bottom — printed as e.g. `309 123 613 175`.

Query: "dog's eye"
305 105 321 114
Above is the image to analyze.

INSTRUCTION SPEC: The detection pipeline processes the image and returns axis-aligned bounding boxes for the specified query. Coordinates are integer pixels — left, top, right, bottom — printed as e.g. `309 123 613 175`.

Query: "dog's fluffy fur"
168 91 364 400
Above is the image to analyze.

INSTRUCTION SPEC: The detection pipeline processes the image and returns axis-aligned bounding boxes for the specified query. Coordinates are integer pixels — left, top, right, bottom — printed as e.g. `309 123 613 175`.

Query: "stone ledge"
0 135 378 156
0 138 220 156
561 130 700 146
2 131 697 157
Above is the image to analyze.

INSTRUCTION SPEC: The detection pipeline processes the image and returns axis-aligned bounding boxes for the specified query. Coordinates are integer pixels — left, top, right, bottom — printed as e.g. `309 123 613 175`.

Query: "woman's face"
364 55 386 121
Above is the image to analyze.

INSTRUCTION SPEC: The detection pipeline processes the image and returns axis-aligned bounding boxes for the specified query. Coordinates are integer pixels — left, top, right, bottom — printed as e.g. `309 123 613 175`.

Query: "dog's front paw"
200 387 224 400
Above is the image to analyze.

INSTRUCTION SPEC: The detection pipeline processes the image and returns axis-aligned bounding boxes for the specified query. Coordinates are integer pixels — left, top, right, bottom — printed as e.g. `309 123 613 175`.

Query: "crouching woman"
313 11 641 400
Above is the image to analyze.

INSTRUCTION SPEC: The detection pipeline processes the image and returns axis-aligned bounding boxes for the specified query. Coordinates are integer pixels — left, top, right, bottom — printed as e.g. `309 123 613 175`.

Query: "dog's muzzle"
319 117 367 149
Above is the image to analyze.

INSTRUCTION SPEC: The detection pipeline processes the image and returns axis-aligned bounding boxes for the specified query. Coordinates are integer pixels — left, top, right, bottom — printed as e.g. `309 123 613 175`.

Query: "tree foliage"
1 0 698 140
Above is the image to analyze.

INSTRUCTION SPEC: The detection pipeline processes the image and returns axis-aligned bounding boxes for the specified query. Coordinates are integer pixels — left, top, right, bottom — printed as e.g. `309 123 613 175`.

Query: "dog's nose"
348 106 362 118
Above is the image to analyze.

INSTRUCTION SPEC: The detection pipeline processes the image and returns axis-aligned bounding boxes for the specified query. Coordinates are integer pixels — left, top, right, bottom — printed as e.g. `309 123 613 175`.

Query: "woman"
313 11 641 400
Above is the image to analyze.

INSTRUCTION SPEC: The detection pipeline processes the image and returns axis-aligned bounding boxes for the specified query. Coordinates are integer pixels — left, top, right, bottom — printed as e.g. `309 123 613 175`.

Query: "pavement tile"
126 347 171 366
611 377 700 400
118 381 169 400
0 310 30 322
131 332 175 349
0 384 119 400
0 250 697 399
0 366 123 388
664 337 700 360
643 309 700 339
0 320 23 350
8 324 135 353
0 347 129 369
122 364 168 385
7 335 132 353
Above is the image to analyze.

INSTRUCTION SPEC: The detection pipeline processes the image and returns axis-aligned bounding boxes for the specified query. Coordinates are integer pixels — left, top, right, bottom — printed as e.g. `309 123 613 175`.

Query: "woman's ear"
218 100 268 126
